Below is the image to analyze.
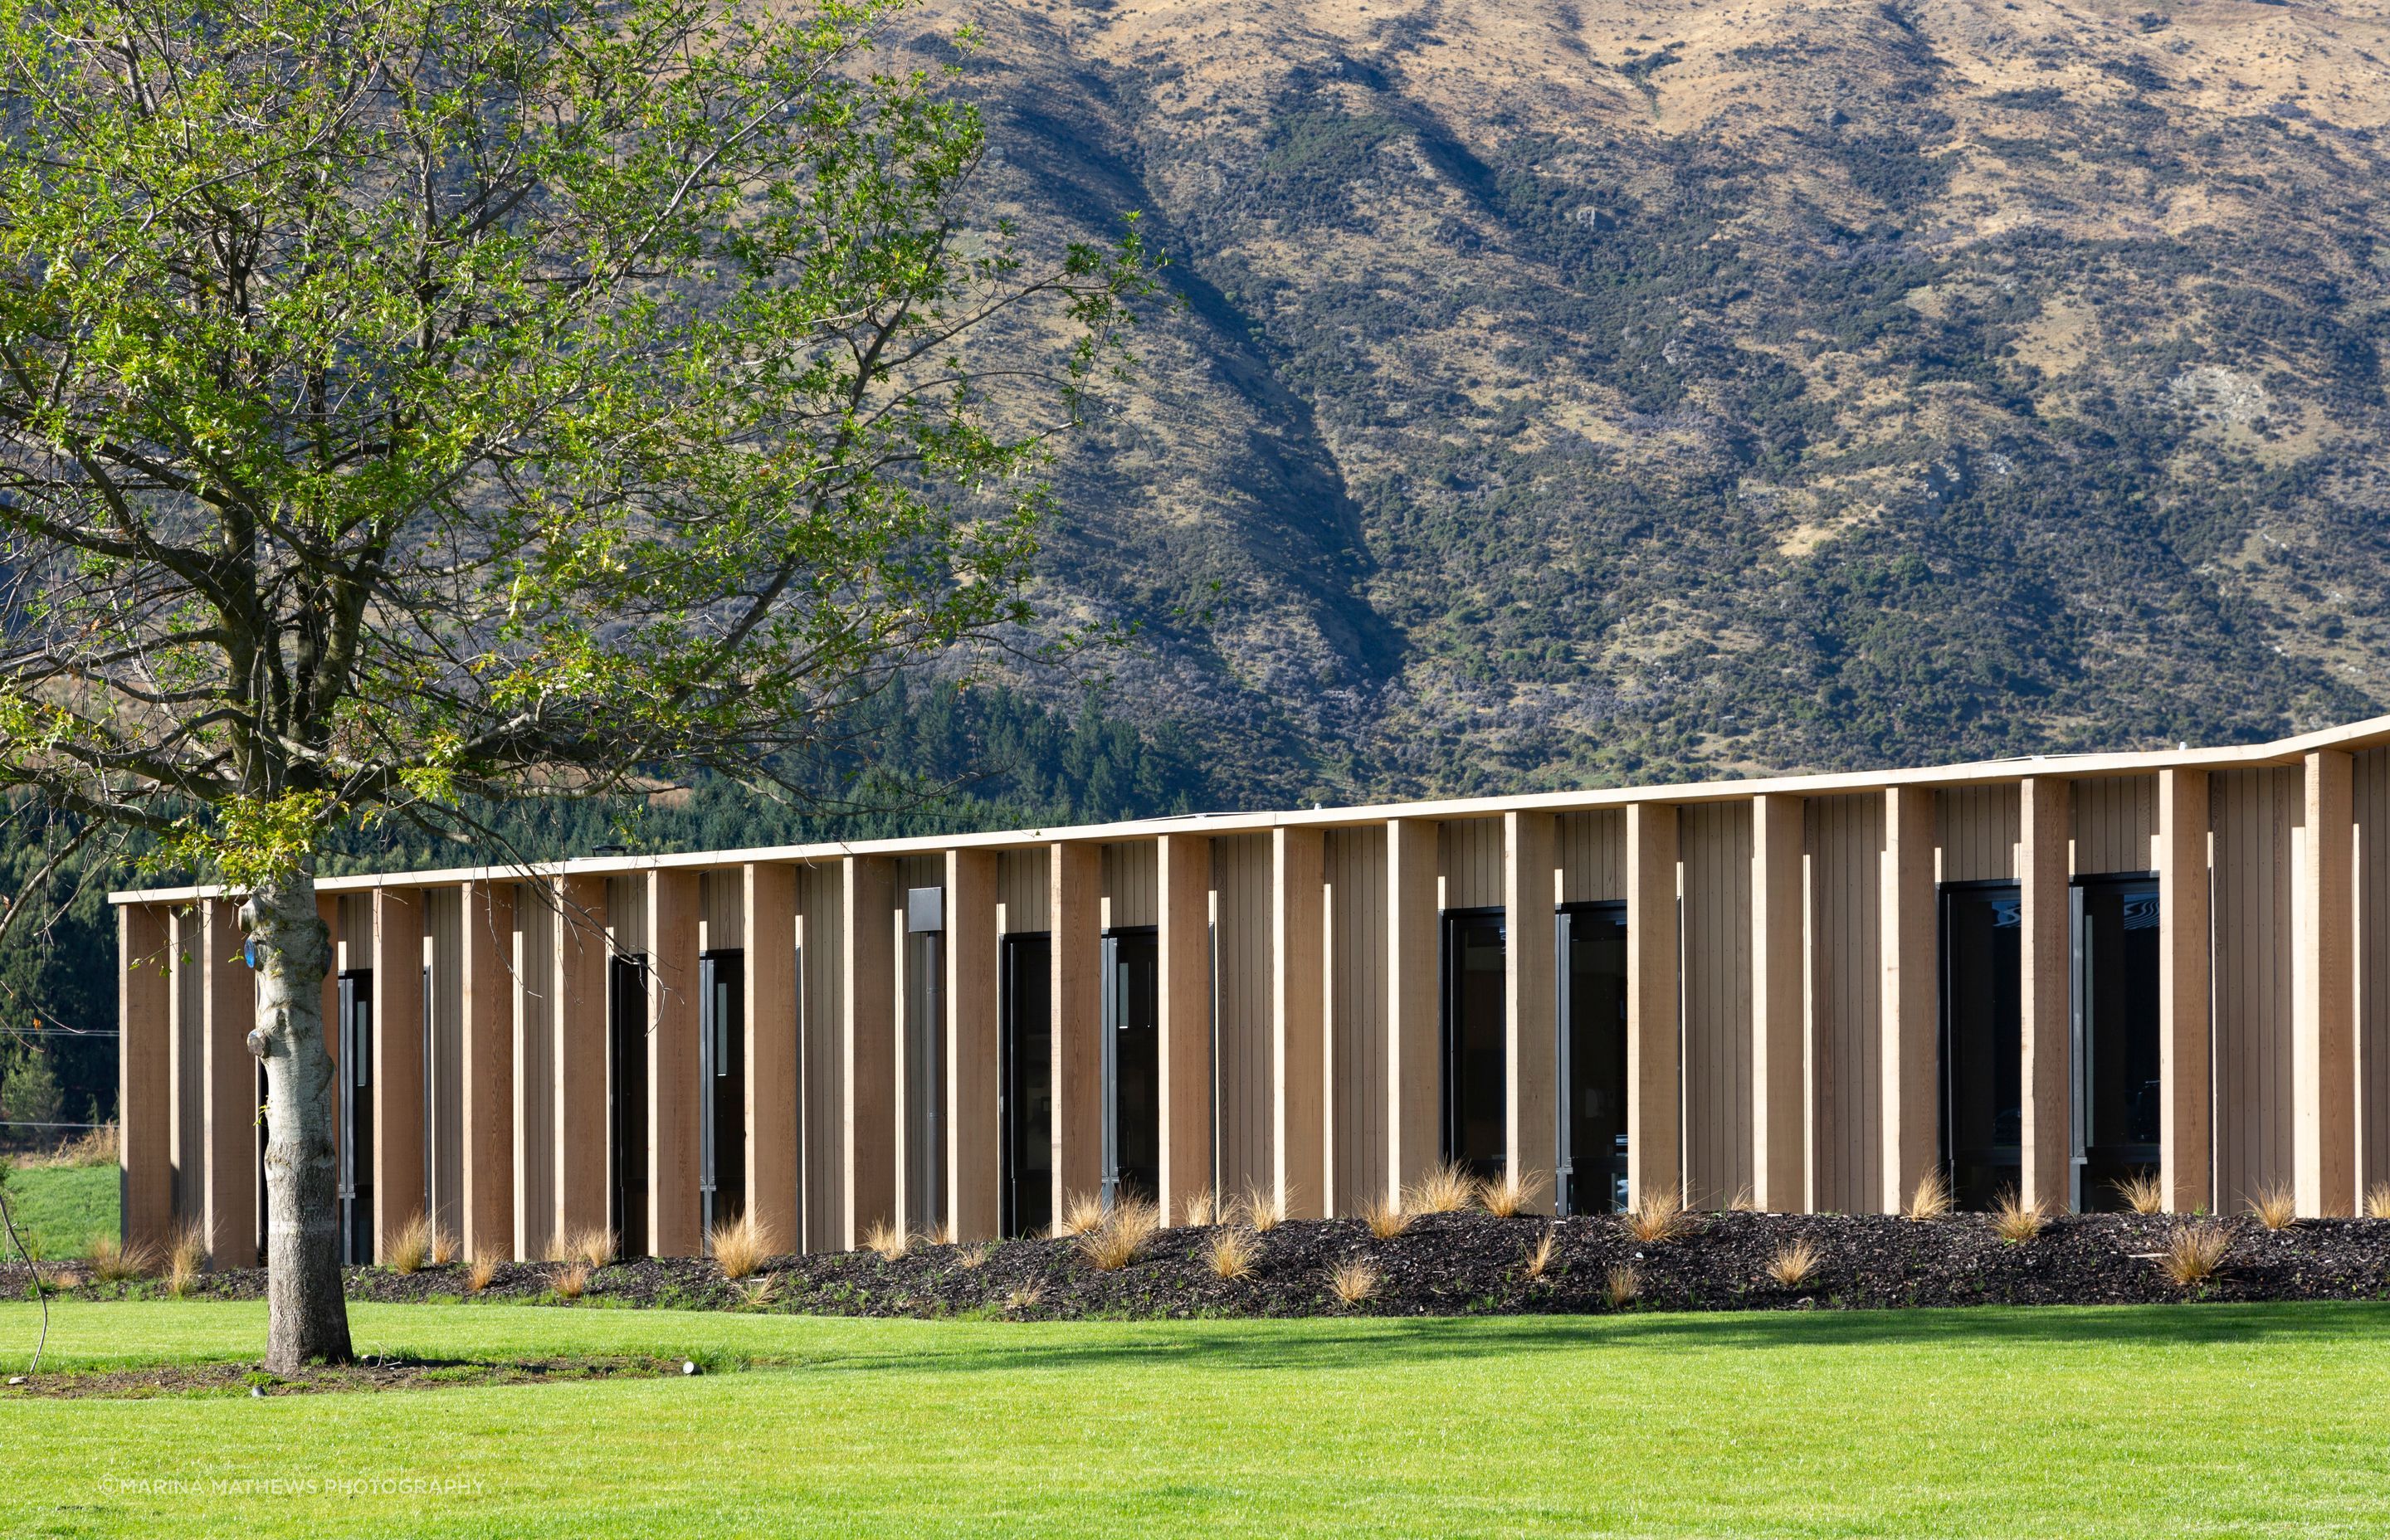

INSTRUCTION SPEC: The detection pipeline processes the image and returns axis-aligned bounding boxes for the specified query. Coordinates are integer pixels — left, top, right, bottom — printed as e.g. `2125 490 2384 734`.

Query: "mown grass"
2 1299 2389 1537
2 1162 117 1259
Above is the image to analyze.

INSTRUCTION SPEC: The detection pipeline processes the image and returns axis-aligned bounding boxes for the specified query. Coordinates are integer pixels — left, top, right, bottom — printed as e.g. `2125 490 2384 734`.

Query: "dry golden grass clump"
165 1224 207 1299
1056 1192 1105 1239
1358 1196 1412 1240
1622 1187 1693 1245
1403 1161 1475 1216
1329 1257 1379 1304
386 1214 433 1274
1477 1169 1544 1219
2249 1182 2298 1231
553 1261 590 1300
736 1274 779 1309
87 1235 154 1284
1605 1263 1641 1309
2159 1221 2232 1288
431 1226 460 1265
1236 1183 1288 1233
710 1216 774 1279
956 1243 993 1270
1003 1280 1046 1313
862 1219 911 1262
466 1254 500 1293
1991 1189 2048 1244
1902 1169 1953 1221
567 1226 618 1270
924 1220 956 1248
1766 1237 1821 1290
2367 1182 2390 1221
1722 1186 1758 1213
1207 1227 1256 1281
1523 1229 1557 1282
1078 1196 1161 1272
2113 1171 2167 1216
1179 1188 1219 1227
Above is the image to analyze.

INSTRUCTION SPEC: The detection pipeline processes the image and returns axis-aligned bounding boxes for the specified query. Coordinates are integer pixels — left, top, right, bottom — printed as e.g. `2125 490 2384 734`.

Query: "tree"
0 0 1155 1369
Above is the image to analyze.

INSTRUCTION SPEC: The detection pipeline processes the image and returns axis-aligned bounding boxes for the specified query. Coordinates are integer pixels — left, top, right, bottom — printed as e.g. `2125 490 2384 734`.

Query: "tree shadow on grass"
807 1300 2390 1380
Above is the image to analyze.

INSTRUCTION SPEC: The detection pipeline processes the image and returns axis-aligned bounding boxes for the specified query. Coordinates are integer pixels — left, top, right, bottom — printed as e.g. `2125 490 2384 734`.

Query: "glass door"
338 970 375 1264
1100 928 1159 1206
1441 909 1507 1181
1939 883 2022 1211
1558 903 1629 1216
609 953 649 1257
699 950 745 1244
1000 933 1053 1238
2073 876 2161 1211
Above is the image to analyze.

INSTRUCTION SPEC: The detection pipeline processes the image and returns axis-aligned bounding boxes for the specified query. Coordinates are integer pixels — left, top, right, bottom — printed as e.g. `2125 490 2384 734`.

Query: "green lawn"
3 1299 2389 1538
2 1162 116 1260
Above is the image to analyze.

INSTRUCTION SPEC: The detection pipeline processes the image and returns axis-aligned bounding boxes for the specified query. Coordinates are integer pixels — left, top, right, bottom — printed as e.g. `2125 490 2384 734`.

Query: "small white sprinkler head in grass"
682 1359 700 1376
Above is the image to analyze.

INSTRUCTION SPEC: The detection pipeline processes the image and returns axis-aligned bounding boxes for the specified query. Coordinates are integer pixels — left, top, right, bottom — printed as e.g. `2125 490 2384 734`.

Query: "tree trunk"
246 867 354 1371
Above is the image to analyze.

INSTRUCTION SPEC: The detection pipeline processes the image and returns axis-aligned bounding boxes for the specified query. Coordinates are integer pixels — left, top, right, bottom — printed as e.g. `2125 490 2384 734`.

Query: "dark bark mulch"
22 1210 2390 1322
0 1353 701 1400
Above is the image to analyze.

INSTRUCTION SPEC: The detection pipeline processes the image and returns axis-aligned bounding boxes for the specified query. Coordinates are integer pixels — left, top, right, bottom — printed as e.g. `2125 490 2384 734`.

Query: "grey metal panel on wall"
1101 841 1158 929
1806 793 1883 1213
1680 801 1753 1208
1213 832 1274 1199
2075 775 2158 875
997 849 1050 934
515 885 556 1261
2360 748 2390 1192
1325 825 1388 1216
797 863 844 1250
1440 818 1503 911
1558 810 1626 903
426 887 464 1235
2213 766 2298 1207
1939 785 2021 884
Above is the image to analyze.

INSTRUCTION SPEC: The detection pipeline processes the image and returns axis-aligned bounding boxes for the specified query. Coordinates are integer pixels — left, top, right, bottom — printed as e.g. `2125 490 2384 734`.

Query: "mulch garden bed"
18 1209 2390 1322
0 1353 702 1400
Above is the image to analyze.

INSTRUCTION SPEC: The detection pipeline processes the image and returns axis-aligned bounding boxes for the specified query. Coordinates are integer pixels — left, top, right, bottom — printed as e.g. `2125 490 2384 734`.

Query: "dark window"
1559 904 1629 1216
1102 928 1159 1205
700 950 745 1243
610 953 649 1258
2076 876 2160 1210
339 970 376 1265
1441 909 1507 1181
1939 884 2022 1211
1001 933 1053 1238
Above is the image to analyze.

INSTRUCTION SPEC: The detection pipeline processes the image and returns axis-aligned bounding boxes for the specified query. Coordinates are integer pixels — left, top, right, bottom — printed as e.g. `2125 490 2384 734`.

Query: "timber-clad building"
110 715 2390 1265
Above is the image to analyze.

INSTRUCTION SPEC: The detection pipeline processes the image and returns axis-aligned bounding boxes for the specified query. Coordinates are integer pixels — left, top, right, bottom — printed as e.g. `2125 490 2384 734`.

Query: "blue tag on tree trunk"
243 938 257 968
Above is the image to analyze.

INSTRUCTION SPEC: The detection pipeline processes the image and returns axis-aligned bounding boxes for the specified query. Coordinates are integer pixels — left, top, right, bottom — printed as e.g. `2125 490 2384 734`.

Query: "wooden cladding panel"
201 899 256 1269
425 888 464 1238
2158 771 2212 1212
744 863 800 1250
1101 841 1158 929
1939 785 2020 883
698 870 744 954
1325 825 1388 1216
797 863 846 1252
646 871 700 1258
1157 834 1213 1221
1386 819 1441 1200
2020 777 2073 1211
2359 748 2390 1193
2295 751 2356 1215
2212 767 2298 1210
1880 787 1939 1214
1558 810 1626 904
997 849 1050 935
1441 817 1503 911
2075 774 2158 875
1273 828 1327 1218
514 885 556 1263
554 876 609 1242
1751 796 1807 1212
1806 794 1884 1213
1214 833 1274 1201
1503 811 1558 1210
1626 805 1680 1208
370 890 427 1248
945 850 1000 1241
119 906 172 1252
1051 844 1103 1216
1680 801 1753 1209
840 856 896 1249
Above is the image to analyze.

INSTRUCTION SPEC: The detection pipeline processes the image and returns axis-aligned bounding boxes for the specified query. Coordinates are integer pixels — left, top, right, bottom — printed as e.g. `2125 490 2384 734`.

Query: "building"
112 715 2390 1266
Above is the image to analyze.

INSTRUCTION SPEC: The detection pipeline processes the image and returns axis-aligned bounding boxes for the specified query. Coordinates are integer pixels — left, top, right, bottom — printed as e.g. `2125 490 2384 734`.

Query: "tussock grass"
165 1224 207 1299
1207 1227 1256 1281
1991 1189 2048 1243
1766 1237 1821 1289
1903 1169 1953 1221
2159 1221 2231 1287
1056 1192 1105 1239
87 1234 153 1283
553 1262 590 1301
566 1226 618 1270
1724 1186 1759 1213
1523 1229 1557 1281
431 1226 460 1265
956 1243 993 1270
1622 1187 1693 1245
1328 1257 1379 1304
710 1216 773 1279
2113 1171 2167 1216
1236 1183 1287 1233
1477 1168 1544 1219
924 1220 956 1248
1403 1161 1475 1216
1078 1197 1160 1271
862 1220 910 1262
1604 1263 1641 1309
466 1255 499 1293
2249 1182 2298 1231
1358 1196 1412 1240
386 1215 433 1275
1002 1280 1045 1313
1178 1188 1218 1227
735 1274 779 1309
2367 1182 2390 1221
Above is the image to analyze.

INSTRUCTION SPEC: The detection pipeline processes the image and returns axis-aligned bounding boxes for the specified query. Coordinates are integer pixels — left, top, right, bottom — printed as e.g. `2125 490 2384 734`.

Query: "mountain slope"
917 0 2390 802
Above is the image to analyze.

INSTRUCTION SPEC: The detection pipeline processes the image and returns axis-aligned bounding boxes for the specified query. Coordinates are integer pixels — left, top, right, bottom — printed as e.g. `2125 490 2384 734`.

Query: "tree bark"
245 868 354 1371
